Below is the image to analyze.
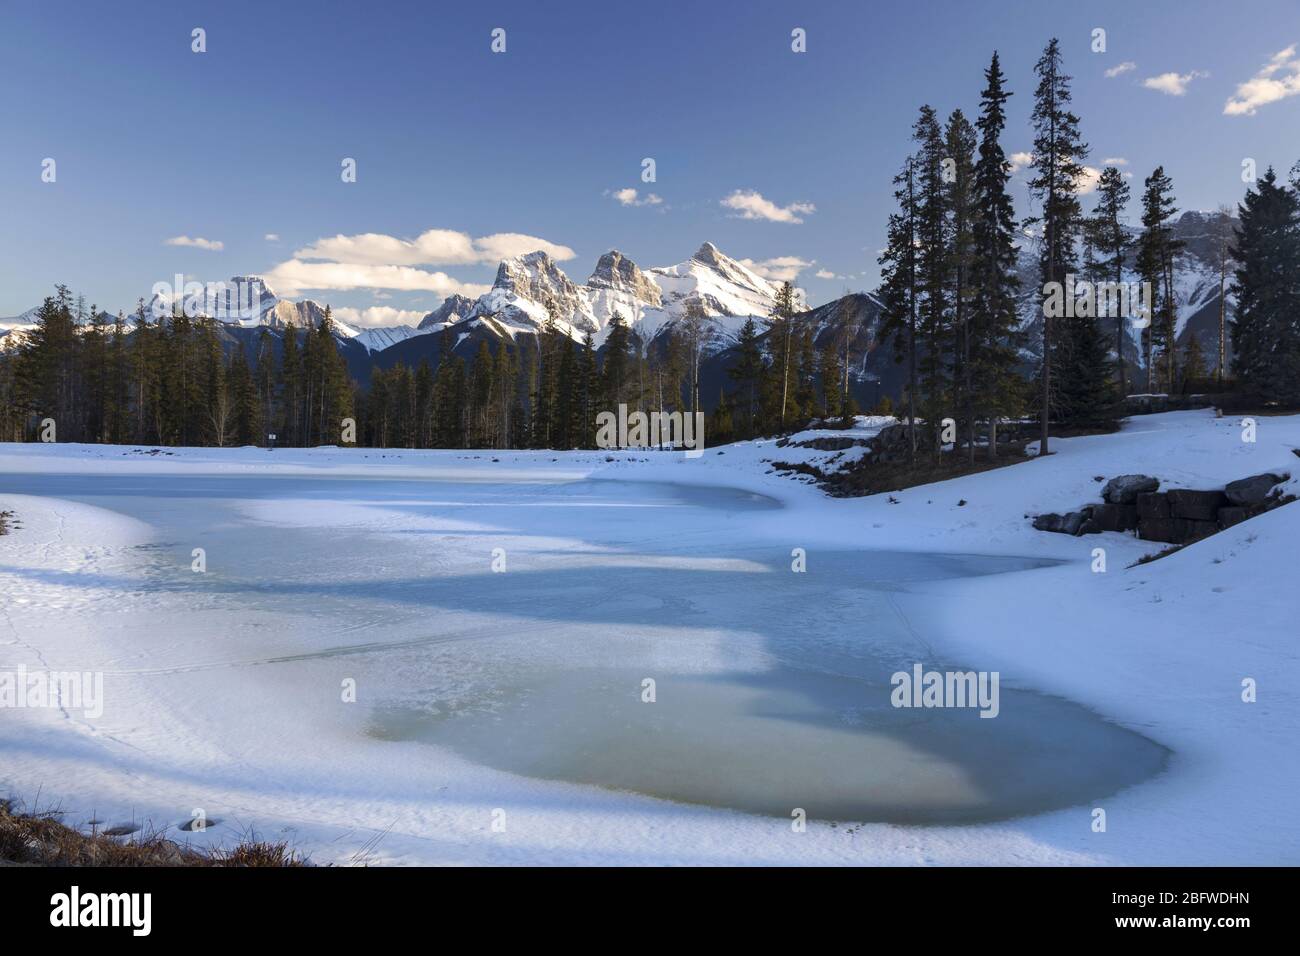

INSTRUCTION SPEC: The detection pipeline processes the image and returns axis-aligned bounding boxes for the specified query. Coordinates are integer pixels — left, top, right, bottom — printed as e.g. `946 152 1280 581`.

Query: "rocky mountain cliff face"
419 241 790 355
417 294 477 331
586 251 662 306
1014 210 1235 380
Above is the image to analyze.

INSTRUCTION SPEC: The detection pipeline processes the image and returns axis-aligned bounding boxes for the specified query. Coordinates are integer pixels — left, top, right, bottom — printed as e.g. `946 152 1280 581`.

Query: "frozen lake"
0 471 1167 825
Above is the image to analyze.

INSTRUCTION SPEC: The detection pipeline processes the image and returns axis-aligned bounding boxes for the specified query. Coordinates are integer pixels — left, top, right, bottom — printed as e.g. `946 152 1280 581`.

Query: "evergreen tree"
728 317 764 437
199 318 231 445
229 343 261 445
818 341 844 421
1137 166 1184 392
1181 334 1207 391
765 283 798 427
1230 166 1300 401
945 107 978 459
602 311 632 411
1027 37 1089 452
969 50 1024 459
878 156 921 463
914 105 950 456
1088 165 1133 395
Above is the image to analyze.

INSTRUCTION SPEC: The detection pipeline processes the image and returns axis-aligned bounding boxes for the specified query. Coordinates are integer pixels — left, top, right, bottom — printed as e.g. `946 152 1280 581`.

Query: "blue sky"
2 0 1298 324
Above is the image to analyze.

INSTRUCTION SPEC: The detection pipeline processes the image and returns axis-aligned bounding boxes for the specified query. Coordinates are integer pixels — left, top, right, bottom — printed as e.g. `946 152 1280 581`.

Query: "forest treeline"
0 283 864 450
876 40 1300 463
2 39 1298 453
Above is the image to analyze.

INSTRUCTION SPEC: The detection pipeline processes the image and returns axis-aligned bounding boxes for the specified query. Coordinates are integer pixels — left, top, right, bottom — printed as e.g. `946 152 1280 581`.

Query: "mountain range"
0 213 1236 409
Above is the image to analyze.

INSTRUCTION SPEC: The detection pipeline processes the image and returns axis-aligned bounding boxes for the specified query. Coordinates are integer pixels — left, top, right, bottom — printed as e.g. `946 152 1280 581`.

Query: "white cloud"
262 259 492 299
1101 157 1129 166
737 256 813 282
1105 61 1137 78
265 226 569 303
1142 70 1208 96
1225 44 1300 115
331 306 428 328
721 190 816 224
1076 166 1103 195
1008 151 1034 173
473 233 577 264
292 228 575 267
264 233 280 242
608 188 663 207
165 235 223 251
815 269 837 280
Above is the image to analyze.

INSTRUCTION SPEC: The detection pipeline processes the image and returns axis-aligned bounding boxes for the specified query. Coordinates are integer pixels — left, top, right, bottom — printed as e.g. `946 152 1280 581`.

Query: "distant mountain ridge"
1 214 1239 403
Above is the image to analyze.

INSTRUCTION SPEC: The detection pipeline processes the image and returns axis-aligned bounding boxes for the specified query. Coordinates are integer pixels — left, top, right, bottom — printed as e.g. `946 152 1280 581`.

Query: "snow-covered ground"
0 409 1296 865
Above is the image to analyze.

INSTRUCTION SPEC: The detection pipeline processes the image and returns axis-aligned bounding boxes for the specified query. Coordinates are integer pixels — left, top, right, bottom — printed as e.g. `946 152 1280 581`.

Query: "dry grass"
0 800 307 867
0 509 12 536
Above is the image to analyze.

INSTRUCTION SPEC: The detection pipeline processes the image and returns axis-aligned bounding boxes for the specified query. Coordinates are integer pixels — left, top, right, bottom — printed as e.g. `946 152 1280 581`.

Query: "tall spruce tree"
914 105 950 456
1230 166 1300 401
969 51 1024 459
1088 166 1132 396
1027 37 1088 453
878 156 922 463
728 317 764 437
1137 166 1184 392
945 108 978 459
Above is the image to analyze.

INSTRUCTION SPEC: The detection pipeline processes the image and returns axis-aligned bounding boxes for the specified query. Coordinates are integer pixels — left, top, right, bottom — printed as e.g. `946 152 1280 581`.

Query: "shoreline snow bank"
0 409 1296 865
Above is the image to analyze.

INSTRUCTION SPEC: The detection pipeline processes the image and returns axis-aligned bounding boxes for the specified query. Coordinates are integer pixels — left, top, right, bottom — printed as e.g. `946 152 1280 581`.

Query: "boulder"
1136 492 1170 519
1081 502 1139 534
1101 474 1160 504
1032 509 1091 535
1224 472 1287 507
1167 489 1228 521
1217 506 1250 530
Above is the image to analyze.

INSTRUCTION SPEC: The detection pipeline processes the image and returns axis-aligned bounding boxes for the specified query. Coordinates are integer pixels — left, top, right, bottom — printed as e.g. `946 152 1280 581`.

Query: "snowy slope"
351 324 425 352
0 409 1295 865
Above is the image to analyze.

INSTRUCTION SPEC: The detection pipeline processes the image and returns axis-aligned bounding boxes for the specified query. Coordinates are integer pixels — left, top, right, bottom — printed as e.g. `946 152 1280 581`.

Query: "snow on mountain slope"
143 275 364 341
417 294 477 332
431 242 792 353
4 243 797 358
1014 210 1235 369
351 324 426 352
0 305 123 352
0 306 42 329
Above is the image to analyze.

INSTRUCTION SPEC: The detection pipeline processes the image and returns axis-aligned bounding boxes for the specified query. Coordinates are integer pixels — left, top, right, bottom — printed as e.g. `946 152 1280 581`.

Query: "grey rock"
1223 472 1287 506
1101 474 1160 504
1032 509 1091 535
587 250 663 306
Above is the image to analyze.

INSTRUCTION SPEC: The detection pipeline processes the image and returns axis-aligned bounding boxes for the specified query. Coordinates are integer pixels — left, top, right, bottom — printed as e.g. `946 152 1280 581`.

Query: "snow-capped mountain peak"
587 250 663 306
426 243 798 352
